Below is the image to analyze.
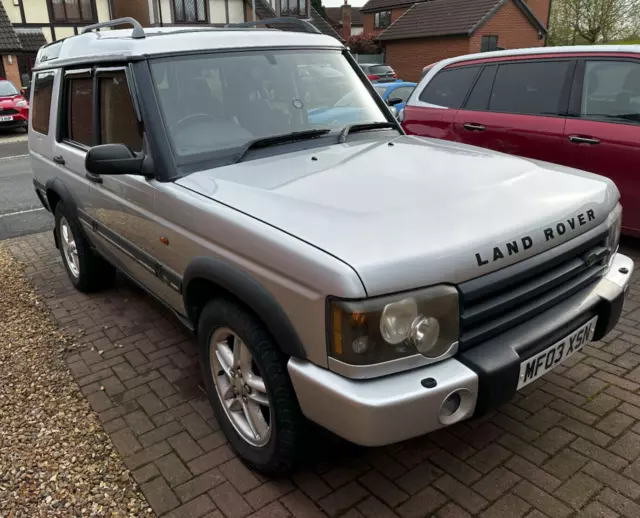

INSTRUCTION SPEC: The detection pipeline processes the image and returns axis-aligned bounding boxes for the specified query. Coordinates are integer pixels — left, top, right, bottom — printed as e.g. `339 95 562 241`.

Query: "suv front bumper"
288 253 633 447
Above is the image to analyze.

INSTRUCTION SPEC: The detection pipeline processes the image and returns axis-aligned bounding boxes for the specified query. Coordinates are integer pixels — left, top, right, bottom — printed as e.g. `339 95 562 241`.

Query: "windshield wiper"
338 122 399 144
234 129 331 163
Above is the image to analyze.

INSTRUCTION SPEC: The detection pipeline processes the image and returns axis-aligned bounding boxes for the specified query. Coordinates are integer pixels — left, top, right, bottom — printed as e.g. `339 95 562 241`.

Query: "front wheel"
54 201 114 292
198 298 305 475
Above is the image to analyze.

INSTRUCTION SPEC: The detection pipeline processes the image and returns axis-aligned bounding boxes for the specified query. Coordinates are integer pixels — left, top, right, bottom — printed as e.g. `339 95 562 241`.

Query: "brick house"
362 0 550 82
325 5 363 37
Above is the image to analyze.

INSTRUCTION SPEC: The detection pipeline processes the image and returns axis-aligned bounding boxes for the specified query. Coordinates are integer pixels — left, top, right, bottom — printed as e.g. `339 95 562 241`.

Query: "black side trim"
77 209 182 294
183 257 307 359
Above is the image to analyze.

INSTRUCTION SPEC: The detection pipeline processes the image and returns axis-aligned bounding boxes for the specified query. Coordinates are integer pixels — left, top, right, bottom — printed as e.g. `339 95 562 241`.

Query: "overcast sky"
322 0 366 7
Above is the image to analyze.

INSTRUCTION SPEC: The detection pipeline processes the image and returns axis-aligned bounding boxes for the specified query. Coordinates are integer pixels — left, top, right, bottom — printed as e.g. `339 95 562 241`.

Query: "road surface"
0 137 54 240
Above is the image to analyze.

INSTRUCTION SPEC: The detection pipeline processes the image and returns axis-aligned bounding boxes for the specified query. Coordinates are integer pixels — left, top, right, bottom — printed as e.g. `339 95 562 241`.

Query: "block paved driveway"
6 231 640 518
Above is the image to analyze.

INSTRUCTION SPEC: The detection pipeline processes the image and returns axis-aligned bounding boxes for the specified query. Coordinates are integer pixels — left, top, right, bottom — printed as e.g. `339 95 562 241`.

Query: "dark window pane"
489 61 569 116
465 65 496 111
32 72 54 135
100 72 143 151
197 0 206 20
64 0 81 20
67 78 93 146
174 0 185 21
481 35 498 52
374 11 391 29
581 60 640 122
419 65 480 109
51 0 65 21
80 0 93 20
369 65 394 75
184 0 196 21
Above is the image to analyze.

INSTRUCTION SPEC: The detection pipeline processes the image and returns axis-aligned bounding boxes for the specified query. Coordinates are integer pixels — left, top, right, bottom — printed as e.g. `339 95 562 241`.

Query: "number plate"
517 316 597 389
0 116 14 122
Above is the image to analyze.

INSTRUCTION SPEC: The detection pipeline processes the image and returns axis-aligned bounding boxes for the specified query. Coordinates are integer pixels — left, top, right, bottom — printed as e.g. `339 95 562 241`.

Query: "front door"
563 58 640 234
76 66 184 312
452 59 574 164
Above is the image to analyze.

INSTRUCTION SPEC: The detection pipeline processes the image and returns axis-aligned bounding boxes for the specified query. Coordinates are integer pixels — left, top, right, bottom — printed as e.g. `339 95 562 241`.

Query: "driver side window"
581 60 640 123
98 71 143 151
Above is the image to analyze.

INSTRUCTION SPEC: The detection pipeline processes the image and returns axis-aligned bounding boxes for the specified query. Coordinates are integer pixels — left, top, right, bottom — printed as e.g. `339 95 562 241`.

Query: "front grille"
0 108 19 115
458 231 609 350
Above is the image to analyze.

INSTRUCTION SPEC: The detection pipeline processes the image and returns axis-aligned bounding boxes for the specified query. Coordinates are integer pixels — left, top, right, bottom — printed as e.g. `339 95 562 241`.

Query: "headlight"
15 100 27 108
606 204 622 263
328 285 459 366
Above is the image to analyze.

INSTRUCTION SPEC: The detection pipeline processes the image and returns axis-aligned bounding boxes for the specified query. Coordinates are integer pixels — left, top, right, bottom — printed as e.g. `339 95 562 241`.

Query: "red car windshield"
0 81 18 97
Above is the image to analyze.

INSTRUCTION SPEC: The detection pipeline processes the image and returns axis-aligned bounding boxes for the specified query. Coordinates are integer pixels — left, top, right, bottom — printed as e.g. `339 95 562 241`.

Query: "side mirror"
85 144 145 176
387 96 403 106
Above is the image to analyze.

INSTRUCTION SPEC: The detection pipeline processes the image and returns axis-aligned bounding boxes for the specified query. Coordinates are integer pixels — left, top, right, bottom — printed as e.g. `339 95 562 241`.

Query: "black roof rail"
225 17 321 34
82 17 146 39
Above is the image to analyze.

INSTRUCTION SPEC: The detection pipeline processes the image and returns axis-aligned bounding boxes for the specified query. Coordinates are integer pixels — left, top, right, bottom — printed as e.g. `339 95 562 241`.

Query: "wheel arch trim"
183 256 307 359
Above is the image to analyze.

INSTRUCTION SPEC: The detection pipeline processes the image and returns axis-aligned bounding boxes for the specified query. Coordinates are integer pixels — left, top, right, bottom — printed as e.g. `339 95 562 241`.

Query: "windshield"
150 49 388 162
0 81 18 97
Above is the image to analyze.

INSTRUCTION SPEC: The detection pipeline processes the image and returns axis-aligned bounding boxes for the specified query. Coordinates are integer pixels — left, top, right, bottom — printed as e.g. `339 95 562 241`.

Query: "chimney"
341 0 351 41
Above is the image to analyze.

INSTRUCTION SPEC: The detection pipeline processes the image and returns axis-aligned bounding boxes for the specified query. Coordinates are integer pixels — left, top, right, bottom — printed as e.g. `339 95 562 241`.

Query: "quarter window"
99 72 143 151
419 66 480 109
374 11 391 29
173 0 207 22
32 71 54 135
489 61 570 116
50 0 94 22
65 76 94 147
580 60 640 123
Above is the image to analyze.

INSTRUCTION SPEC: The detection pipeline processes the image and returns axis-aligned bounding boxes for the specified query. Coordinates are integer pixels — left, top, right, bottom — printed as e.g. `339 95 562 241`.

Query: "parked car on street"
0 79 29 132
403 45 640 236
374 81 417 112
359 63 399 83
30 19 632 474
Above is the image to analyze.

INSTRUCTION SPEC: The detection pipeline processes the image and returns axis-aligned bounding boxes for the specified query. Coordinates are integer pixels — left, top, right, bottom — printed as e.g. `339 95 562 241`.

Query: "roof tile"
0 3 22 53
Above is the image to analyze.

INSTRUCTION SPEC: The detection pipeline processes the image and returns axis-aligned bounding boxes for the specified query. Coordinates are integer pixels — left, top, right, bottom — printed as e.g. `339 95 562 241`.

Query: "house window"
173 0 207 23
481 35 499 52
281 0 308 17
50 0 95 22
374 11 391 29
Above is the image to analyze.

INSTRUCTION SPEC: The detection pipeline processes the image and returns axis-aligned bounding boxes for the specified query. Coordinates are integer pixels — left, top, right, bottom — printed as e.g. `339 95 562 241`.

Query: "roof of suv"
34 26 343 70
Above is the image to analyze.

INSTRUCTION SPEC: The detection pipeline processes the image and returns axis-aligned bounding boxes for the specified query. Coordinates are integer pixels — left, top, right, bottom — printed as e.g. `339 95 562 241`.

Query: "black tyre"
54 201 115 292
198 297 304 475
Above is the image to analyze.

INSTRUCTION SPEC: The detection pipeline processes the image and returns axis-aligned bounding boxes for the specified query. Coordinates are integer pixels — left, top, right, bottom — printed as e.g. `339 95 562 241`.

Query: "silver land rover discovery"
29 17 633 474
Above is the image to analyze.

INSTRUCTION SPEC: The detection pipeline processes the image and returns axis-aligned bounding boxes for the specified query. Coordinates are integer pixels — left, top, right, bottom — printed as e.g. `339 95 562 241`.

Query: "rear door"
452 58 575 163
402 64 481 140
563 57 640 234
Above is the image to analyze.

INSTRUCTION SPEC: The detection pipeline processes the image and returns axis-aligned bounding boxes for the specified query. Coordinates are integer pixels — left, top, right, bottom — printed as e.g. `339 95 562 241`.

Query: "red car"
0 79 29 132
402 46 640 236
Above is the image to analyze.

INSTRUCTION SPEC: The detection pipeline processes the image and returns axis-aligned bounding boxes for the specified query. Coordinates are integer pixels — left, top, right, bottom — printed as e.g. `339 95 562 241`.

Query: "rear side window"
465 65 497 111
489 61 570 116
580 60 640 123
32 71 54 135
99 71 142 151
65 76 94 146
389 86 414 102
419 66 480 108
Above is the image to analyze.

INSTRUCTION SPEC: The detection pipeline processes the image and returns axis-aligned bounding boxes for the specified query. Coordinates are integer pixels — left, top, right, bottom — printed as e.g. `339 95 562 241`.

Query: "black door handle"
53 155 65 165
568 135 600 145
86 172 103 184
463 123 486 132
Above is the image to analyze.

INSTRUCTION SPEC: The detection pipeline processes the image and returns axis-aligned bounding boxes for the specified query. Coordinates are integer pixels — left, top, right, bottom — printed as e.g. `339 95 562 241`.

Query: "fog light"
352 336 369 354
441 392 461 416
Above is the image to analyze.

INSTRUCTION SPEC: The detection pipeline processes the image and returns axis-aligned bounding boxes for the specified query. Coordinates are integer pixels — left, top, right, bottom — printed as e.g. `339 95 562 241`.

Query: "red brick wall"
383 36 471 82
363 7 408 36
3 56 23 90
469 0 544 53
524 0 551 26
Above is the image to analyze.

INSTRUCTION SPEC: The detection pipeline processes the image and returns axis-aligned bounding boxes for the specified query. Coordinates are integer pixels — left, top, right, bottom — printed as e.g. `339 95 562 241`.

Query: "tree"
311 0 327 19
347 33 381 54
549 0 640 45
